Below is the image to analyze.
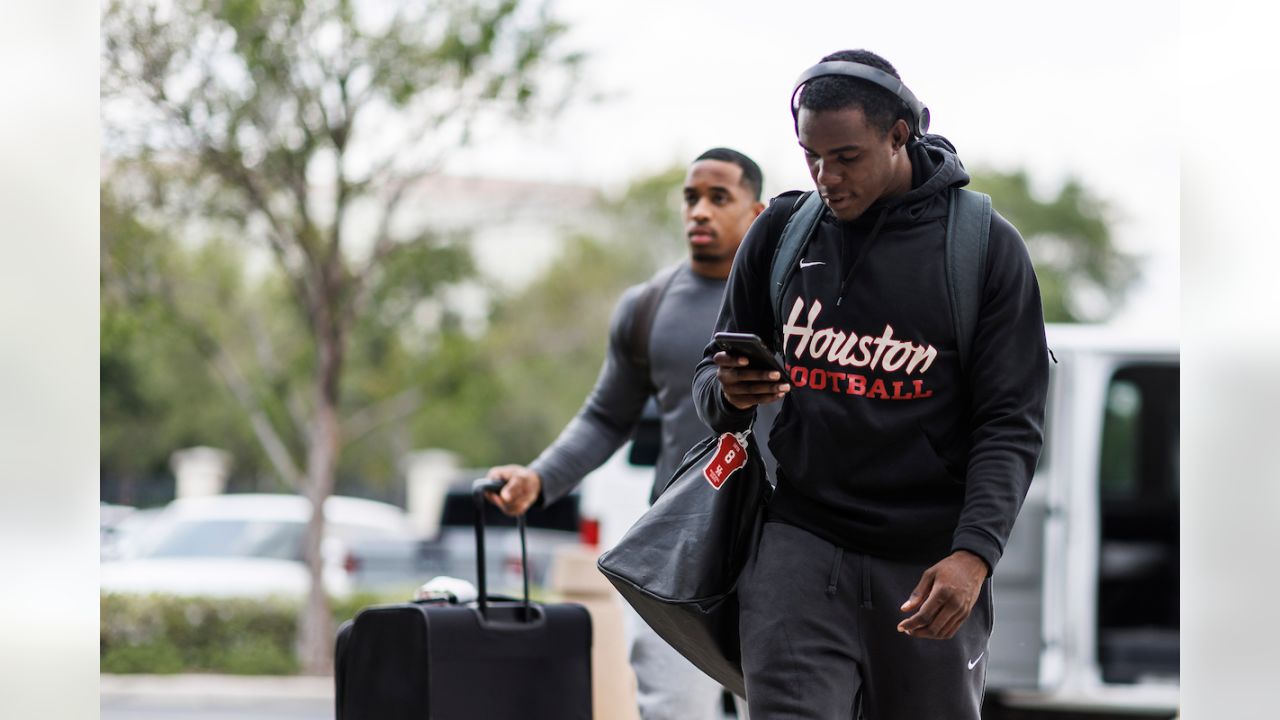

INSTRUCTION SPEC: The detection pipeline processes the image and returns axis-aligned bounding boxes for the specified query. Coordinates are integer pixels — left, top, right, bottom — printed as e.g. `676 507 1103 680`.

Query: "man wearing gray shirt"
485 148 774 720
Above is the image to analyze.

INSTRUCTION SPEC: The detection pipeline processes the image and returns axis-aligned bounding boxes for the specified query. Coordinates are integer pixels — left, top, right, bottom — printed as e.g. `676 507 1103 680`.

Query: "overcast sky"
441 0 1178 331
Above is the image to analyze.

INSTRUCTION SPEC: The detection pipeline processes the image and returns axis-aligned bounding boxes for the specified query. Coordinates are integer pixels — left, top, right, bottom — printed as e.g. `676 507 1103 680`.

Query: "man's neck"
690 260 730 280
889 152 914 197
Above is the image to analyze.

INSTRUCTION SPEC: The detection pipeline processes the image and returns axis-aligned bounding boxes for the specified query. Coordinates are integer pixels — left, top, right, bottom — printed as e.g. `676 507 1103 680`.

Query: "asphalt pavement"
100 674 742 719
100 674 334 720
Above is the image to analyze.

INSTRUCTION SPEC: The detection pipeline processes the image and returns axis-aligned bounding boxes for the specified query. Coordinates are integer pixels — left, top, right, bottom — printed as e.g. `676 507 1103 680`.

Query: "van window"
1096 363 1179 684
1099 378 1141 497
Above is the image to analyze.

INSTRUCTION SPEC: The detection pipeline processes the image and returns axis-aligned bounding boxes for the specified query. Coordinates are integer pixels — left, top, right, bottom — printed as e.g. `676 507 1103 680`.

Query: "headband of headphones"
790 61 931 138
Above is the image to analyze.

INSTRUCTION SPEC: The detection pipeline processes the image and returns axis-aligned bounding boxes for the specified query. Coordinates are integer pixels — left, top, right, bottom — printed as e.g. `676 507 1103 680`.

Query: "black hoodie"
693 135 1049 572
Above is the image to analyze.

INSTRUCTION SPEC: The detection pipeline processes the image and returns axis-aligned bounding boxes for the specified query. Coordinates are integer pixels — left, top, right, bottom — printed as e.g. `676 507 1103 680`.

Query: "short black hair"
693 147 763 201
797 49 911 136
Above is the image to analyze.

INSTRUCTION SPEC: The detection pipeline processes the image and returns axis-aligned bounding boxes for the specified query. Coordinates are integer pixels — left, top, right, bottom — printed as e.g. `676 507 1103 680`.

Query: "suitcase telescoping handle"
471 478 531 622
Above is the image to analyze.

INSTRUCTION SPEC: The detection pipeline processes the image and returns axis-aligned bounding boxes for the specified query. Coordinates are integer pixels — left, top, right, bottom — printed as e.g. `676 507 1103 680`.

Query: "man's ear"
751 201 765 217
891 119 911 151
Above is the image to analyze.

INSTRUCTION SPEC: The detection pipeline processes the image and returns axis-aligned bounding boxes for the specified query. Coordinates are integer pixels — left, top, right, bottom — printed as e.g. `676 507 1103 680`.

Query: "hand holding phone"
713 332 787 375
712 332 790 410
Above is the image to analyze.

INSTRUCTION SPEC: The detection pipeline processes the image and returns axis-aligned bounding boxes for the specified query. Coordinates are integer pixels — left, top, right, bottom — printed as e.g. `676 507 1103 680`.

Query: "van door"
987 365 1068 690
1095 363 1179 684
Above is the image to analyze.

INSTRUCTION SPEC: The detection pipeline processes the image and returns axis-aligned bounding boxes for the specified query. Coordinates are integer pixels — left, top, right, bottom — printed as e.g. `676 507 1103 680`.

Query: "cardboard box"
550 544 639 720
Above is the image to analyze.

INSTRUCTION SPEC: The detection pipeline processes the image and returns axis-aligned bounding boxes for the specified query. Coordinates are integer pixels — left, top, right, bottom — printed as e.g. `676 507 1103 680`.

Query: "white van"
986 323 1178 718
583 323 1180 719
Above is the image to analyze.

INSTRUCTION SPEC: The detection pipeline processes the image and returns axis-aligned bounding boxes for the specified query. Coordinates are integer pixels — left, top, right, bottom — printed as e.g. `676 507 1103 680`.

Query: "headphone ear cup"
917 107 931 137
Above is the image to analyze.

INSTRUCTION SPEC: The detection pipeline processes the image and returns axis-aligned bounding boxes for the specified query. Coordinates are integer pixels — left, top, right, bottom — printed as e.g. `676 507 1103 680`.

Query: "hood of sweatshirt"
826 134 970 305
843 133 970 233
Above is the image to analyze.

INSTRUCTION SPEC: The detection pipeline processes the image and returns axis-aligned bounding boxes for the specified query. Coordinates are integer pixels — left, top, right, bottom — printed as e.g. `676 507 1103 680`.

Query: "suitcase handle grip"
472 478 531 622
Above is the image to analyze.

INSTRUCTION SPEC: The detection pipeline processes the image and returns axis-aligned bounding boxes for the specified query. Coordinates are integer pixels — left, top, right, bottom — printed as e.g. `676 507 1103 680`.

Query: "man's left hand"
897 550 989 640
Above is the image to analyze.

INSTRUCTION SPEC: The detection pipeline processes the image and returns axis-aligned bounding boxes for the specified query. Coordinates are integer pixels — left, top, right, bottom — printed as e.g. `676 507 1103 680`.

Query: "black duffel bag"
596 428 769 699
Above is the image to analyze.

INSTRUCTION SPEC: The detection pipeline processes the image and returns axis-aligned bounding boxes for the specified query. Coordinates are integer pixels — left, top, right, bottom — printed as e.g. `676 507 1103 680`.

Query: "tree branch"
137 63 321 328
245 310 312 442
342 388 422 449
167 296 306 492
210 348 307 493
165 111 317 320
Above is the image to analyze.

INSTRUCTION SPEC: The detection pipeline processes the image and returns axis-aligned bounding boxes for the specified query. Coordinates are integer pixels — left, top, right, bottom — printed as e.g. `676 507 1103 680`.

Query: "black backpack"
765 188 992 374
625 262 682 390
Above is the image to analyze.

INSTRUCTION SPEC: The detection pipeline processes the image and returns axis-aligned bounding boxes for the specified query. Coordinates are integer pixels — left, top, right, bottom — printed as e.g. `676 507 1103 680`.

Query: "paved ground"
101 675 334 720
101 674 741 719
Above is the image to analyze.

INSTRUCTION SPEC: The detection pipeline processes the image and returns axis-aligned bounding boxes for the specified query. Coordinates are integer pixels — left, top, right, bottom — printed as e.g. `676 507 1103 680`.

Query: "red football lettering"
790 366 808 388
829 372 847 393
847 374 867 395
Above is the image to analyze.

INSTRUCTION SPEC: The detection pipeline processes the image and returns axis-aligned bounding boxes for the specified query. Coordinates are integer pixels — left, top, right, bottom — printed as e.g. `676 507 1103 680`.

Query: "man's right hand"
483 465 543 517
713 351 791 410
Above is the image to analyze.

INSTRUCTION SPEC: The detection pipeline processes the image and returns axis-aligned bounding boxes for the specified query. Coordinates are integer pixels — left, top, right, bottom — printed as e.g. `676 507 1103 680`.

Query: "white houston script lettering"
782 297 938 375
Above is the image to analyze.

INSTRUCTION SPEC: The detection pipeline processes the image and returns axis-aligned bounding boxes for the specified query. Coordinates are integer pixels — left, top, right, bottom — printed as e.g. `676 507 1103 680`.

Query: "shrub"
101 592 397 675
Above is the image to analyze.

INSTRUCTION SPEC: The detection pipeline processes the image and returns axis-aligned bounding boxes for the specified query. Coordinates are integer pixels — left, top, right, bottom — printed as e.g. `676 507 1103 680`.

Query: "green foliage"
100 0 582 497
595 164 688 269
100 181 478 496
101 189 271 492
363 232 476 333
101 594 300 675
100 591 399 675
968 168 1137 323
103 0 585 671
100 589 558 674
410 165 687 467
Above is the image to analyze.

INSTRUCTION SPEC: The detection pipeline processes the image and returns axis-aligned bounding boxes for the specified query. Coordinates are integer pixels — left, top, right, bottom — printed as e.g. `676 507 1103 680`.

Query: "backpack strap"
627 263 682 387
767 190 823 350
945 188 992 375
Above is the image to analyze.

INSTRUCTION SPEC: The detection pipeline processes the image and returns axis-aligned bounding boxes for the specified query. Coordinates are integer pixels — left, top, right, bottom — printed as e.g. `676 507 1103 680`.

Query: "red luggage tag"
703 432 749 490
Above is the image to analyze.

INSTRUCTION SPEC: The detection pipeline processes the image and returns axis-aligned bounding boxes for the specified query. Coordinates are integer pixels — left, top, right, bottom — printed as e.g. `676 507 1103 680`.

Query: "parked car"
100 493 420 599
99 502 137 560
100 503 165 562
416 477 585 593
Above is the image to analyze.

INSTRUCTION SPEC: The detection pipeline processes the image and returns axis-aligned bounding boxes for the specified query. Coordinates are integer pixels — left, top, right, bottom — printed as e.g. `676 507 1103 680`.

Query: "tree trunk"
297 309 345 675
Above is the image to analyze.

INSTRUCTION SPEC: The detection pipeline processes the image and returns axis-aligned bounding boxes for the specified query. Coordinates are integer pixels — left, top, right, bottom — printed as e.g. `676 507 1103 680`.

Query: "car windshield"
140 519 305 561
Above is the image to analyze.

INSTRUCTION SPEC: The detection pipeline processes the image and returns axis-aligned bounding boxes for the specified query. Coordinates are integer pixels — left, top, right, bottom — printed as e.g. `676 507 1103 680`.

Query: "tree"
101 188 274 502
101 0 581 672
968 168 1136 323
409 164 687 467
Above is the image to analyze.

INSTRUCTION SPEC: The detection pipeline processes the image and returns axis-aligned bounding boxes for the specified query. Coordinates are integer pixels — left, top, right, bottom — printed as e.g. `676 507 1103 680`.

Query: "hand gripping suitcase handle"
472 478 531 622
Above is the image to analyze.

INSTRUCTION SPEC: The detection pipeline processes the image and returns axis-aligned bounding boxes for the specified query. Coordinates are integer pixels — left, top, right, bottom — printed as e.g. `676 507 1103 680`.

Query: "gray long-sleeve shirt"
531 261 777 507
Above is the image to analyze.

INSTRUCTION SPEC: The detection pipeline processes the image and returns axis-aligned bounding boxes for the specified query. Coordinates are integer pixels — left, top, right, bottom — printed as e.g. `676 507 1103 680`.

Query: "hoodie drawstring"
836 207 890 306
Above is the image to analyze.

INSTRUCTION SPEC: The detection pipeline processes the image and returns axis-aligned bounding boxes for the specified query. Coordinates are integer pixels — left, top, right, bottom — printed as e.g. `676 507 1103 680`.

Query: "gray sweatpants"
738 521 992 719
626 604 749 720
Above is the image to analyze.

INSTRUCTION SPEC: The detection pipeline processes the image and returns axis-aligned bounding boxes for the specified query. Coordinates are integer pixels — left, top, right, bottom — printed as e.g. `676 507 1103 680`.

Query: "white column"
402 449 460 539
170 446 232 499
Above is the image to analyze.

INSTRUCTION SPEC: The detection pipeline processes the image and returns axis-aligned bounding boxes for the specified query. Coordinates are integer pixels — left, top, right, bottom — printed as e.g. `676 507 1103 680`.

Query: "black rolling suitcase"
335 479 592 719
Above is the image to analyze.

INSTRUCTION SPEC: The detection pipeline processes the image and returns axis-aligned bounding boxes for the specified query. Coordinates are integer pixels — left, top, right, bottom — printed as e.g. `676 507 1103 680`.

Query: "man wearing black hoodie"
692 50 1049 719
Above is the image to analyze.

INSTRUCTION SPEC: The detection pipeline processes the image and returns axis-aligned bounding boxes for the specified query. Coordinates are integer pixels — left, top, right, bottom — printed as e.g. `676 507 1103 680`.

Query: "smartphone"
713 332 787 374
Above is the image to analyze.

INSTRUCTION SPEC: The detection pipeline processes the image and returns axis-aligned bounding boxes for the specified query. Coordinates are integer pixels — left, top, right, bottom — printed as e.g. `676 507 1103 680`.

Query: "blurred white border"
1181 2 1280 717
0 2 101 718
